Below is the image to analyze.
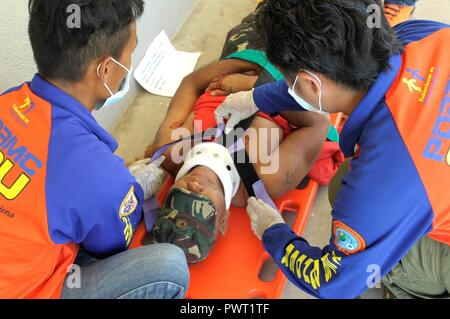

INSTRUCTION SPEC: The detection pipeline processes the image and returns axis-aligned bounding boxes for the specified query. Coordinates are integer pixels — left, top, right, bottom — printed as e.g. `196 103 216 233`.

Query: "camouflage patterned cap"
152 187 217 263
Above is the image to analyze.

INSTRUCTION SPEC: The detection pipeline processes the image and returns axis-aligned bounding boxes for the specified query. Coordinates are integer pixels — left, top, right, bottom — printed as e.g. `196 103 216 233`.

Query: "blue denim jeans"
384 0 417 6
61 244 189 299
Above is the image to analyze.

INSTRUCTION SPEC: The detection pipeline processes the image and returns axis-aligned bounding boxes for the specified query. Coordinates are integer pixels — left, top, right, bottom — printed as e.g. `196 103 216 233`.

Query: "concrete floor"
112 0 450 299
113 0 258 163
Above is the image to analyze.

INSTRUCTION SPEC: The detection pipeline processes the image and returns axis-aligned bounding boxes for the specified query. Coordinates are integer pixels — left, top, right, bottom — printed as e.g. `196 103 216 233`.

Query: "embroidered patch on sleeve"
119 186 138 218
333 220 366 256
120 186 138 247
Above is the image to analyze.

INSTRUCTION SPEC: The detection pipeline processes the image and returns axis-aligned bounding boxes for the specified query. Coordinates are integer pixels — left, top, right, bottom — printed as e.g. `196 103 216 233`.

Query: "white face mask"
95 58 133 110
287 69 329 115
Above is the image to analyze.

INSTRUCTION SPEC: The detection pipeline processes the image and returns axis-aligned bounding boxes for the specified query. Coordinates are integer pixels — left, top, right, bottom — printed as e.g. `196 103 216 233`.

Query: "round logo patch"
333 220 366 256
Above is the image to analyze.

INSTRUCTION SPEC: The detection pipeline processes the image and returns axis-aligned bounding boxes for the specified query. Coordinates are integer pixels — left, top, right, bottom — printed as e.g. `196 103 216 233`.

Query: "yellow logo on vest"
0 118 42 201
0 151 30 200
402 67 438 104
11 94 35 126
402 77 422 93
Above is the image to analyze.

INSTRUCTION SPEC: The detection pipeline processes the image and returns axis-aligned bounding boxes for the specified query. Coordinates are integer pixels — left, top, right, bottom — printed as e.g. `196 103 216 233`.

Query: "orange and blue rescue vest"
253 20 450 298
0 75 144 298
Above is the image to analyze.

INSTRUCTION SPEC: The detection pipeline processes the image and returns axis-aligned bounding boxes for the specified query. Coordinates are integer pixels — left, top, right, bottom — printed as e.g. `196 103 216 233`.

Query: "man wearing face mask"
0 0 189 299
216 0 450 298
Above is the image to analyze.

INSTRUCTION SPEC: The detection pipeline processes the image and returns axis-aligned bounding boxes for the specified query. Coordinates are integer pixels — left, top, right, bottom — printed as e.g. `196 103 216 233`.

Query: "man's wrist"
262 221 287 239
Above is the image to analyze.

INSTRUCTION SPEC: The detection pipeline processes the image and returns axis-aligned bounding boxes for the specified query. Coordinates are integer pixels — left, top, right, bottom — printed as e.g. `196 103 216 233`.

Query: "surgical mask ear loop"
96 58 130 97
299 69 324 113
292 76 299 94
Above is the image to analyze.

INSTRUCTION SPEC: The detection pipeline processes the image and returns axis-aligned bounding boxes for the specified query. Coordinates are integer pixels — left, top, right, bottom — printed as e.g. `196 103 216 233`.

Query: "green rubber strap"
225 49 284 81
327 125 340 143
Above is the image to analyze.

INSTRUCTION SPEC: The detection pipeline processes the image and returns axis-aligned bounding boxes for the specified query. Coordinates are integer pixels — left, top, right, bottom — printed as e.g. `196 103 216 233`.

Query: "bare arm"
252 112 330 199
162 59 261 125
146 59 262 173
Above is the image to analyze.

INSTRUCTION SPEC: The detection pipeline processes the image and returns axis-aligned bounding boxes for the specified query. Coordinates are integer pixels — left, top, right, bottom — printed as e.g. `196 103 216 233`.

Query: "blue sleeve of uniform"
46 121 145 258
394 20 449 46
263 199 432 298
253 80 307 114
262 106 435 298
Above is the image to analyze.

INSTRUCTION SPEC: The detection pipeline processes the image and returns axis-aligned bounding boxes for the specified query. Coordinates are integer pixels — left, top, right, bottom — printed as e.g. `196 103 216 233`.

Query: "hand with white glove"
247 197 285 240
129 156 167 200
214 89 260 134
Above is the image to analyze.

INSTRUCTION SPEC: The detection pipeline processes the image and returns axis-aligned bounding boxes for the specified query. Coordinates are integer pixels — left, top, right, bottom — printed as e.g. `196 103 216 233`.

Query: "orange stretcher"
131 113 345 299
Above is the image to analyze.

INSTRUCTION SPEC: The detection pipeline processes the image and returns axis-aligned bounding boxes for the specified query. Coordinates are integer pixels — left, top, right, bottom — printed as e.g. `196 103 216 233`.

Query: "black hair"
256 0 404 90
28 0 144 82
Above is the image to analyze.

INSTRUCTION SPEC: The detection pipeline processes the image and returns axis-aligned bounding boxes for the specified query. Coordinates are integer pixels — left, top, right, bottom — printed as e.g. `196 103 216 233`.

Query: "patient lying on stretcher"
144 7 341 262
146 58 330 263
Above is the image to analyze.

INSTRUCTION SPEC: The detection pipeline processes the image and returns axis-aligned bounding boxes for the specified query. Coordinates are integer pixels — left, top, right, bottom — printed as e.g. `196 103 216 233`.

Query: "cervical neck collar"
175 143 241 209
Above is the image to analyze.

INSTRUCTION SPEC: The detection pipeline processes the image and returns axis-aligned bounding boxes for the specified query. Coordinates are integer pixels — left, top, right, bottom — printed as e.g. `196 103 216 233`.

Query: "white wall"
0 0 196 131
92 0 197 131
0 0 35 92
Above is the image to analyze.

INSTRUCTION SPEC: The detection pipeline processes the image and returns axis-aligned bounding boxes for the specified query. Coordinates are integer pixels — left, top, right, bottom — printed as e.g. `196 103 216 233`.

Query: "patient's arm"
146 59 262 173
206 73 259 96
249 111 330 199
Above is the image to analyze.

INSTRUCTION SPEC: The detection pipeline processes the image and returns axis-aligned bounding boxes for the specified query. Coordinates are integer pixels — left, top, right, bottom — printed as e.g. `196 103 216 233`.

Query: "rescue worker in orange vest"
216 0 450 298
0 0 189 299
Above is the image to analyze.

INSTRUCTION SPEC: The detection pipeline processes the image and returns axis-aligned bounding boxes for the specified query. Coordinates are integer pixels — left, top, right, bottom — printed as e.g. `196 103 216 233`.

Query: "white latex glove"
129 156 167 200
214 89 259 134
247 197 285 240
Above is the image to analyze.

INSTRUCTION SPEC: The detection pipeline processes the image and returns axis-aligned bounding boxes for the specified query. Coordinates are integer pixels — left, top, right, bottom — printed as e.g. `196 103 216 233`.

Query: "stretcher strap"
233 147 277 209
143 196 161 233
252 180 277 209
